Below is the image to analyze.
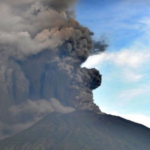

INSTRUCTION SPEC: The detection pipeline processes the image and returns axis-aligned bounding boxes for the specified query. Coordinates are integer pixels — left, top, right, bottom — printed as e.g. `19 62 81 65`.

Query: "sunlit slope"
0 111 150 150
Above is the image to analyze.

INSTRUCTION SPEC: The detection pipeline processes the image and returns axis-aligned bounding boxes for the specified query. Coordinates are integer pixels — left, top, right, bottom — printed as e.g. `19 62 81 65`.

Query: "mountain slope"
0 111 150 150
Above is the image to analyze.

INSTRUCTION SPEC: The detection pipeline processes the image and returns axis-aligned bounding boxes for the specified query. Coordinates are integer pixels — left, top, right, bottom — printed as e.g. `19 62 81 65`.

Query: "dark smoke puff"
89 69 102 90
80 68 102 90
58 20 93 63
43 0 78 12
92 40 108 55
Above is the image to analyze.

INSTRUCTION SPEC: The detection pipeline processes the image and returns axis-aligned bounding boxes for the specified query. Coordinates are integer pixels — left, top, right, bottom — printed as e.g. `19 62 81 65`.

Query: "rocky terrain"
0 111 150 150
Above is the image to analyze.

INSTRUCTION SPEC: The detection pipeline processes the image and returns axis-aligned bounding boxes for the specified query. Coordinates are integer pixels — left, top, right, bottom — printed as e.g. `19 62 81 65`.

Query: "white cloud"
108 111 150 128
117 86 150 106
83 48 150 69
114 49 149 68
140 18 150 31
82 46 150 83
83 14 150 129
83 17 150 81
82 54 106 68
122 69 143 82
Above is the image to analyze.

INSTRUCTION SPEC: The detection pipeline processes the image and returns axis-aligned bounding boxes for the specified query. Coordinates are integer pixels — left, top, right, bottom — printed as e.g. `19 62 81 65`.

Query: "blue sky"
76 0 150 128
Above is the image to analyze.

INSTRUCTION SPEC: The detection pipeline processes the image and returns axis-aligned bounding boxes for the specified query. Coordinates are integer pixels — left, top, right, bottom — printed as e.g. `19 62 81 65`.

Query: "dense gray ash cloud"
0 0 106 139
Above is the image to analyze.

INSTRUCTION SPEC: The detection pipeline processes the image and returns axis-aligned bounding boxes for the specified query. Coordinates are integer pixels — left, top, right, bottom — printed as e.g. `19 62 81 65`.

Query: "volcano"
0 0 149 149
0 111 150 150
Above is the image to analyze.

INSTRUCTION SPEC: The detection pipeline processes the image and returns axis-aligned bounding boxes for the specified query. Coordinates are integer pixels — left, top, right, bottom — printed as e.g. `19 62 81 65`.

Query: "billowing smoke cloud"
0 0 106 139
0 98 75 139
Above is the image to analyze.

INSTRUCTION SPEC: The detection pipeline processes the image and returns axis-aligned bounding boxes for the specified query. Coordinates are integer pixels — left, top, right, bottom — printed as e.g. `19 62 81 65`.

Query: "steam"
0 0 107 139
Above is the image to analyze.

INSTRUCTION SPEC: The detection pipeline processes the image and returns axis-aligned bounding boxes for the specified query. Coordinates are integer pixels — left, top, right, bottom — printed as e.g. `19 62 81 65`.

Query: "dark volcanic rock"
0 111 150 150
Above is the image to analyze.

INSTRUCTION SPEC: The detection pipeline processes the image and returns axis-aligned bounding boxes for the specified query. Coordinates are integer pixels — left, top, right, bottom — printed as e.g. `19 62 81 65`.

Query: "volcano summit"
0 1 149 150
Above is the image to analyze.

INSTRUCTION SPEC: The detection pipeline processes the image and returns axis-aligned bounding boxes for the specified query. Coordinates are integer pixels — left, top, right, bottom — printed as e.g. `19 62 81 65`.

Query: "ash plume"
92 40 108 55
0 0 106 139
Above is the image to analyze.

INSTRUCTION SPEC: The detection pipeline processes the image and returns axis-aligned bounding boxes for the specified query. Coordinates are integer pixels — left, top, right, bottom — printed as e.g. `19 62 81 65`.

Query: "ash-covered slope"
0 111 150 150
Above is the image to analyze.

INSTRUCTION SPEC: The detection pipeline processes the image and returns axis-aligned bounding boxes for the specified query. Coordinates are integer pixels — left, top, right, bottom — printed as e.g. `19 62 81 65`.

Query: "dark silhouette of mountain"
0 111 149 150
